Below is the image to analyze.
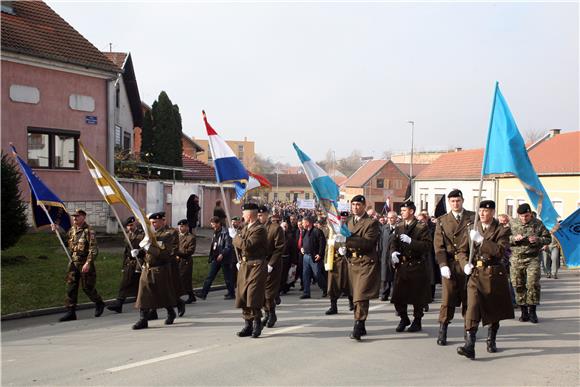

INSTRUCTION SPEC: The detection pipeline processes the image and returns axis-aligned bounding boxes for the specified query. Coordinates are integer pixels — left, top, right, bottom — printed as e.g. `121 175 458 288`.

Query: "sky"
47 0 579 164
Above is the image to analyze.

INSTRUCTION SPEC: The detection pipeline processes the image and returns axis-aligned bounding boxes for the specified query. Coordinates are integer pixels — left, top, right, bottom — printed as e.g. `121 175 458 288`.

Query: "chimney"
455 147 463 152
549 129 561 137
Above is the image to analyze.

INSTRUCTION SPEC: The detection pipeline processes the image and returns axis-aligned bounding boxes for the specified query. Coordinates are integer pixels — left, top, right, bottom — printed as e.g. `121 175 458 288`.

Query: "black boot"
360 320 367 336
487 323 499 353
94 301 105 317
177 299 186 317
350 320 363 341
275 295 281 305
237 320 252 337
165 307 176 325
348 296 354 311
261 310 270 326
185 291 196 304
147 309 158 321
407 318 422 332
457 330 477 359
132 309 148 330
107 298 124 313
325 299 338 315
252 318 263 338
267 308 277 328
519 305 529 322
395 316 411 332
59 306 77 322
437 323 449 346
529 305 538 323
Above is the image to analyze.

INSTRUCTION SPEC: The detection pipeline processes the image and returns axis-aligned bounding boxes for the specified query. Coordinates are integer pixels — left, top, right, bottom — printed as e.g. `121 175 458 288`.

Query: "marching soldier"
176 219 197 304
107 216 144 313
54 208 105 322
457 200 514 360
232 203 268 338
509 203 551 324
258 206 286 328
433 189 475 345
157 213 186 317
344 195 381 341
132 212 179 330
325 211 354 315
389 201 433 332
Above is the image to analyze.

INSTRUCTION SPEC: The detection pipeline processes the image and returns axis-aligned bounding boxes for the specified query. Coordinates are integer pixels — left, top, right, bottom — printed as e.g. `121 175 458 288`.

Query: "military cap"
231 216 241 221
72 208 87 217
242 202 259 211
148 212 163 220
177 219 188 226
124 216 136 226
479 200 495 209
400 201 416 211
158 211 166 218
351 195 366 203
517 203 532 214
258 205 269 214
340 211 349 217
448 189 463 198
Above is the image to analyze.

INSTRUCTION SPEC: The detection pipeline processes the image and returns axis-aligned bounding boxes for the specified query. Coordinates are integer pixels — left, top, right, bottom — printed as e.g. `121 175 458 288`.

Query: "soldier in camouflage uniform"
54 209 105 322
509 203 551 324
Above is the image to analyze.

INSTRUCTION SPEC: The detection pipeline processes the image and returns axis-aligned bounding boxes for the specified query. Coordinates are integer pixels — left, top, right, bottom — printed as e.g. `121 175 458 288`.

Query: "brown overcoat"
233 221 268 309
389 219 433 305
264 220 286 300
176 231 196 294
345 213 381 302
118 229 144 299
466 219 514 326
135 226 178 309
434 210 476 268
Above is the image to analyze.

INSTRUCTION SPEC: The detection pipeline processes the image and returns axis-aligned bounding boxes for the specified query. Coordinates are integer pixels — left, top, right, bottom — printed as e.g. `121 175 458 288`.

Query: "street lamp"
407 120 415 200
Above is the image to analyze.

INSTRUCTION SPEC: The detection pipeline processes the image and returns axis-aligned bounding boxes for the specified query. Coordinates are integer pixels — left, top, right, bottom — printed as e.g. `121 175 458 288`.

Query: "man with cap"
342 195 381 341
433 189 475 345
176 219 197 304
232 203 268 338
457 200 514 359
53 209 105 322
107 216 145 313
509 203 551 324
389 201 433 333
132 212 179 329
325 211 354 315
257 205 286 328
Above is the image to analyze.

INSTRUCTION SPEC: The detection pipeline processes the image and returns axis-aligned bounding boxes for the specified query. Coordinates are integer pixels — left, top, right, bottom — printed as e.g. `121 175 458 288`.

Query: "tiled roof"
415 149 484 180
102 52 127 68
529 131 579 174
395 163 430 178
182 154 216 181
1 1 120 73
263 173 310 187
343 160 389 187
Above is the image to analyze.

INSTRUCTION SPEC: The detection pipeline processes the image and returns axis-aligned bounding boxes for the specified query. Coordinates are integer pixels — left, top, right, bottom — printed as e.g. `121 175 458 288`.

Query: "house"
1 1 122 226
193 136 255 171
259 173 314 203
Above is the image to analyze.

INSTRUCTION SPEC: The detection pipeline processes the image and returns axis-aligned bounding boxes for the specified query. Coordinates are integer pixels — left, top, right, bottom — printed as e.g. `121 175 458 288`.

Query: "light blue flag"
554 208 580 268
292 143 350 237
482 82 559 230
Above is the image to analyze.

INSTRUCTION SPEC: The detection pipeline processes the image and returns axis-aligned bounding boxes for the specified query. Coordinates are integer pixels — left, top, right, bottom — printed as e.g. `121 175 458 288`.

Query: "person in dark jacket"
213 200 227 226
186 194 201 232
300 216 327 299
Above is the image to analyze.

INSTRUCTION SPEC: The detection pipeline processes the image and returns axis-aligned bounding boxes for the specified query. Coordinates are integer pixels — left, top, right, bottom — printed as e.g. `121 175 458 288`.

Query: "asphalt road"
2 271 579 386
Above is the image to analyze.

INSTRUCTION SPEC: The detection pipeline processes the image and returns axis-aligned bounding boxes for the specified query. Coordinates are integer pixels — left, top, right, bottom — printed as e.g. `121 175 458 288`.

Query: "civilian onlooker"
213 200 227 225
498 214 511 227
280 221 299 294
186 194 200 232
542 235 561 279
300 216 327 299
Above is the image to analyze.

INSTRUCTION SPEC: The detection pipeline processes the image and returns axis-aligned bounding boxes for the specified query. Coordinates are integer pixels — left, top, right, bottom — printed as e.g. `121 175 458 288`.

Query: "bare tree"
524 128 545 144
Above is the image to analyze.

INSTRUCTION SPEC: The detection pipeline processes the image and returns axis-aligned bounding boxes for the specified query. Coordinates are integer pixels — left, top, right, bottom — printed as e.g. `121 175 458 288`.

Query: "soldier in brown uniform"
233 203 268 338
157 213 186 317
325 211 354 315
433 189 475 346
344 195 381 341
389 201 433 332
258 206 286 328
457 200 514 359
54 209 105 322
132 212 179 330
108 216 145 314
176 219 197 304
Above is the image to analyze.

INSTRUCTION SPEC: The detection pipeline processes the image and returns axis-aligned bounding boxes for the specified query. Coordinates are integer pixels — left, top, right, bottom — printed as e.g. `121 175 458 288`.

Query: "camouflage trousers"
510 256 541 306
65 262 103 307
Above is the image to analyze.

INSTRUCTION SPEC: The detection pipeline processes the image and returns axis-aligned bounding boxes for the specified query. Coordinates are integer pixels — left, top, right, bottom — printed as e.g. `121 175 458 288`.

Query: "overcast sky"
48 0 579 163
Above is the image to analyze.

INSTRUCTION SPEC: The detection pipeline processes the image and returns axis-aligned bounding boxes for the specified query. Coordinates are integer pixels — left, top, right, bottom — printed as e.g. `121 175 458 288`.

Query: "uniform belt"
347 249 361 258
241 256 264 262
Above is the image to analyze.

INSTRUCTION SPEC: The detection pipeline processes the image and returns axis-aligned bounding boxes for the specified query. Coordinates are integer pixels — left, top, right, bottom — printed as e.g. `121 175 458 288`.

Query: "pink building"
1 1 121 227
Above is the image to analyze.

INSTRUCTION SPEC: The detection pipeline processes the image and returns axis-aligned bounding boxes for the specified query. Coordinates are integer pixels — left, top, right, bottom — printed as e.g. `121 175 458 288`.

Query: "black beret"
72 208 87 217
242 203 259 211
158 211 166 218
351 195 366 203
148 212 163 220
479 200 495 209
517 203 532 214
177 219 188 226
400 201 416 211
340 211 349 217
231 216 241 221
258 205 269 214
124 216 136 226
448 189 463 198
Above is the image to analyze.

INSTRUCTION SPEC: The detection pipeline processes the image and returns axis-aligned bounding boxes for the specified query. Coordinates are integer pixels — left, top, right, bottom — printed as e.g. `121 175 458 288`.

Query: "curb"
1 284 227 321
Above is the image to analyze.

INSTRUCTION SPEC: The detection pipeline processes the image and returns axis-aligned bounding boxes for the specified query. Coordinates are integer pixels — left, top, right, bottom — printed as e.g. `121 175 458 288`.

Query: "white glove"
236 262 241 270
400 234 412 244
131 249 140 258
338 247 347 256
391 251 401 265
267 264 273 273
469 229 484 244
228 227 237 238
464 263 474 275
335 234 346 243
440 266 451 279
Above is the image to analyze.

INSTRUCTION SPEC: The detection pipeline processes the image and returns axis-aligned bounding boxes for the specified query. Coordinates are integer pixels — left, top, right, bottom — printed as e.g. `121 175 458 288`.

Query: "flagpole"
109 204 143 270
39 202 74 267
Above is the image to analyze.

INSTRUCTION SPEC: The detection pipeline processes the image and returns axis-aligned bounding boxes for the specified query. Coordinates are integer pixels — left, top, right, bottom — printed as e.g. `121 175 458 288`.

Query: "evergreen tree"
140 109 154 162
1 153 28 250
151 91 182 178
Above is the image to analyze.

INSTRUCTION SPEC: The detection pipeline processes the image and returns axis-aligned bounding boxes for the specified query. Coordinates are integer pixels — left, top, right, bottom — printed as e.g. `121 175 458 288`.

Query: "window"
552 200 563 217
273 192 278 201
286 193 291 200
123 132 131 151
115 85 120 108
376 179 384 188
237 144 244 160
394 180 402 190
27 128 79 169
384 179 391 189
506 199 514 218
305 193 310 200
114 125 122 148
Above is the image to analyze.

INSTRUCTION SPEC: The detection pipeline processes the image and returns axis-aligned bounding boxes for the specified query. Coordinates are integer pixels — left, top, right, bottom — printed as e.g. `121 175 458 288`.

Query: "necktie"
456 214 461 222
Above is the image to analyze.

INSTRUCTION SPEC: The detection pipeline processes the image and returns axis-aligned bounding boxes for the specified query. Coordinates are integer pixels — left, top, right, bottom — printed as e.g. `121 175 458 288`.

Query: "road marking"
369 304 385 311
262 324 309 336
106 345 219 373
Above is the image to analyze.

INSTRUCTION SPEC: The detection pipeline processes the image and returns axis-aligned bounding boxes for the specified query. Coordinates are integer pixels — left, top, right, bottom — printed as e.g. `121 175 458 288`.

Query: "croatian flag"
234 171 272 202
203 111 249 184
